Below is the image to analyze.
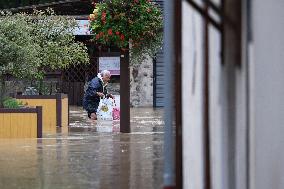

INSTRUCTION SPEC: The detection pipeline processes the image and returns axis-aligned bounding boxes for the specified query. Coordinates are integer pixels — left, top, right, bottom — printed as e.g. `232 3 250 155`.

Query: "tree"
0 9 89 107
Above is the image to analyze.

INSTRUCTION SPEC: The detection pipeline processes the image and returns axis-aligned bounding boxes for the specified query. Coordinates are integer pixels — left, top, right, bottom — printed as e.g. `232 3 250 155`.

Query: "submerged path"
0 107 164 189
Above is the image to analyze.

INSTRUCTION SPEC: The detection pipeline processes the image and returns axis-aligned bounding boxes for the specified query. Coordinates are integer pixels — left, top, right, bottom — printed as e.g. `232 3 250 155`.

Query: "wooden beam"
186 0 222 31
206 0 222 15
120 48 130 133
204 2 211 189
174 0 183 188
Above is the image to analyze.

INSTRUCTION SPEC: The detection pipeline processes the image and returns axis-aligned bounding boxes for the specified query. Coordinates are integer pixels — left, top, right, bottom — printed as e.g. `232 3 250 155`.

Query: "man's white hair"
101 70 111 77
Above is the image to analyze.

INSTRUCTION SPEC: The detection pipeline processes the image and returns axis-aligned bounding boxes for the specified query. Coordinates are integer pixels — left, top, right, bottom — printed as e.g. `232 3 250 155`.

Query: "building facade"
1 0 163 107
166 0 284 188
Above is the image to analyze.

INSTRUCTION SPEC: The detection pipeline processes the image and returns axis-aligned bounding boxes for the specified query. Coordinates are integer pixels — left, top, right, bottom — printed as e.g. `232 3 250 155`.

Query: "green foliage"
3 97 23 108
89 0 163 64
0 9 90 106
0 11 41 79
0 9 89 79
30 9 89 71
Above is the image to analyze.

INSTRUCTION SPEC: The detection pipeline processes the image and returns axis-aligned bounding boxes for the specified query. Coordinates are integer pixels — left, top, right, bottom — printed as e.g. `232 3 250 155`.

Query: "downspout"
246 0 254 189
163 0 175 188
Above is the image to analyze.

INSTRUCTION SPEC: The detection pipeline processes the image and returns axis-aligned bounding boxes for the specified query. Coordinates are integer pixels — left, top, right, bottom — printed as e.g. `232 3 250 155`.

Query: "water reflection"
0 107 164 189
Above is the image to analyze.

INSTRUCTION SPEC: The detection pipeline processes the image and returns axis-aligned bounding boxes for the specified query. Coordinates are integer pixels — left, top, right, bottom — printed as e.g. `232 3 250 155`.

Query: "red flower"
108 29 113 35
99 32 104 37
96 34 100 39
116 31 120 35
120 34 125 40
101 12 106 24
102 11 106 19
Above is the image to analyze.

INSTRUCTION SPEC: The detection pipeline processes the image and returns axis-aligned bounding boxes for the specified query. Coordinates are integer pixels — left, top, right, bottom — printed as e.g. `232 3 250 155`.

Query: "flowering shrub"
89 0 163 64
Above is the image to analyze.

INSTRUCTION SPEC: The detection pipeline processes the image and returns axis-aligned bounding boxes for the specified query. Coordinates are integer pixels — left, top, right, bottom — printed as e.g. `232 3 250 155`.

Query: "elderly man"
83 70 114 120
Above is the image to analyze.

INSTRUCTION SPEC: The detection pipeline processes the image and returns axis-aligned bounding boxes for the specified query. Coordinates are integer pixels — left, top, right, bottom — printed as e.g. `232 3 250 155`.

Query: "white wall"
209 23 249 189
182 0 284 188
251 1 284 189
208 25 228 189
182 1 205 188
182 0 249 188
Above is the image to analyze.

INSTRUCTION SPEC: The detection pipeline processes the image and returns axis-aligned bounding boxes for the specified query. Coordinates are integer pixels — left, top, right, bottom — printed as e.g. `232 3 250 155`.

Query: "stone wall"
4 80 59 96
5 81 28 95
130 56 153 107
106 55 154 107
107 82 120 95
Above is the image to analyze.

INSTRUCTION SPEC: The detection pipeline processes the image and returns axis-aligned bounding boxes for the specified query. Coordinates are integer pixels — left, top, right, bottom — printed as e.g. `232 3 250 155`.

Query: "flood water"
0 107 164 189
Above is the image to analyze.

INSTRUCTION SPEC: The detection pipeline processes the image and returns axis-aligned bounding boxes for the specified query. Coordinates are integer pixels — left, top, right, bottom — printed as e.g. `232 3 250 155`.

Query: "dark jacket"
82 77 108 114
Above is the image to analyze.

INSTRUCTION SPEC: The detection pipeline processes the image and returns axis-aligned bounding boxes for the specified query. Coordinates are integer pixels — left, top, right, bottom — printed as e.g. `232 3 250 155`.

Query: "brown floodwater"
0 106 164 189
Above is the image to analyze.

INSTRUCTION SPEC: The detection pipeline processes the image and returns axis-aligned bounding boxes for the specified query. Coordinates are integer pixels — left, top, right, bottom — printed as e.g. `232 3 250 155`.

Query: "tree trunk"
120 47 130 133
0 76 6 108
39 80 43 95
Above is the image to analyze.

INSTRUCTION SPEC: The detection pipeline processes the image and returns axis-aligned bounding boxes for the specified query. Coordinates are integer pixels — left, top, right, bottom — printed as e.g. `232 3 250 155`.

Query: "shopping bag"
112 100 120 120
97 97 113 121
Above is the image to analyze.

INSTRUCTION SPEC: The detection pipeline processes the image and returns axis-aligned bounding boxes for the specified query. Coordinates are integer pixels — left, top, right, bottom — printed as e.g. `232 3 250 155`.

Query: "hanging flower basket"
89 0 163 64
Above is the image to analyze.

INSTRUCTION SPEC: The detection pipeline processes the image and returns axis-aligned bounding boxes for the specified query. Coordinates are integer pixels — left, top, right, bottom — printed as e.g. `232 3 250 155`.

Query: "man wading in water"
83 70 114 120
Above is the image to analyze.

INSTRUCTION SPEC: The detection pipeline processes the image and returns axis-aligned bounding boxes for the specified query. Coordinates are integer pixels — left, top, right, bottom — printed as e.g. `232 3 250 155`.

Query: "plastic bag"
97 97 114 121
112 100 120 120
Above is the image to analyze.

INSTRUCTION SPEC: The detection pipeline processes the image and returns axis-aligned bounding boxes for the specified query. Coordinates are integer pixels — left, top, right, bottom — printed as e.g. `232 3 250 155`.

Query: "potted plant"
89 0 163 64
